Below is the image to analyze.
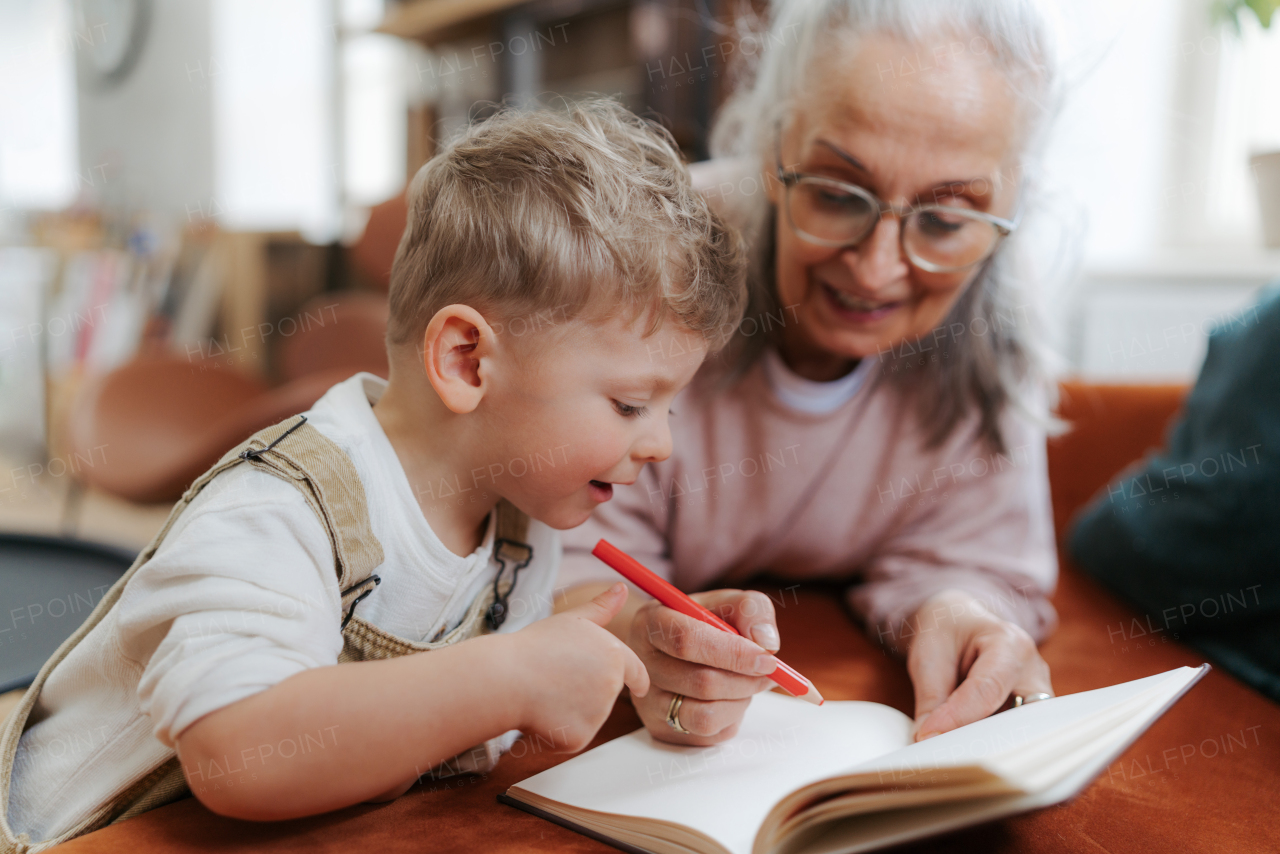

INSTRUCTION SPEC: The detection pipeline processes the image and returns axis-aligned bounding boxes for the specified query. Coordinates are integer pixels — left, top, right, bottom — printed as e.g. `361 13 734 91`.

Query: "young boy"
2 99 746 847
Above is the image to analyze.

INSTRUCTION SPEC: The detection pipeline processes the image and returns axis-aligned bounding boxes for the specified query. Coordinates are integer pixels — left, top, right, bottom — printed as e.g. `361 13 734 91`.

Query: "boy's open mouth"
588 480 613 502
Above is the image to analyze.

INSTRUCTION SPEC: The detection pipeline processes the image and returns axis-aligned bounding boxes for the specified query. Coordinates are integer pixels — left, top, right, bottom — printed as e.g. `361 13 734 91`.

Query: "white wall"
75 0 216 220
1040 0 1182 267
1038 0 1280 380
211 0 340 241
0 0 78 212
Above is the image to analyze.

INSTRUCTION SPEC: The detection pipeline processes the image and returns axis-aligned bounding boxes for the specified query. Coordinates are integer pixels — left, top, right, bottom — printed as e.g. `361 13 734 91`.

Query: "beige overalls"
0 416 531 853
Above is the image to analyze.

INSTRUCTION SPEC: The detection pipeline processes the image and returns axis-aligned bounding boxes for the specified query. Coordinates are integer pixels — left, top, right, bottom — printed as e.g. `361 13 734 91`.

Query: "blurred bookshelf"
383 0 760 162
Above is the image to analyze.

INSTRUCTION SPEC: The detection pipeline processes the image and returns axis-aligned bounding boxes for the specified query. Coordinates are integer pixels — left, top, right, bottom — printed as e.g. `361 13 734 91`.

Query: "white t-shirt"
760 348 874 414
9 373 559 842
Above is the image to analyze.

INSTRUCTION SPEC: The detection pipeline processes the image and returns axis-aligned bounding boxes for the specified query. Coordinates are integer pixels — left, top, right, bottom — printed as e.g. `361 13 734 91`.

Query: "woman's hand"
508 583 651 753
628 590 781 746
906 590 1053 742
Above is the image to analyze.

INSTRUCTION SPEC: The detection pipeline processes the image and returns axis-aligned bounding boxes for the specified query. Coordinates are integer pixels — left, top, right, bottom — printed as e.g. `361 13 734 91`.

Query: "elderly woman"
559 0 1060 745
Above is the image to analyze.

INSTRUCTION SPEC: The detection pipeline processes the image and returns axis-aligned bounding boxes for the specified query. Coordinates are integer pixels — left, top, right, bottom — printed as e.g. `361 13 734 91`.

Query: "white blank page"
511 693 914 854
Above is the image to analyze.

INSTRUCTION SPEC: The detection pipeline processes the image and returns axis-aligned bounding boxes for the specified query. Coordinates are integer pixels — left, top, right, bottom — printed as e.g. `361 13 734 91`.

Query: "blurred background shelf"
0 0 1278 538
379 0 532 42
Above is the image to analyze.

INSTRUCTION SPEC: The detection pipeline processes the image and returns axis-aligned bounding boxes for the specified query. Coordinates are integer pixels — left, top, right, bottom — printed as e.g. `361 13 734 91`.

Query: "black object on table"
0 533 135 693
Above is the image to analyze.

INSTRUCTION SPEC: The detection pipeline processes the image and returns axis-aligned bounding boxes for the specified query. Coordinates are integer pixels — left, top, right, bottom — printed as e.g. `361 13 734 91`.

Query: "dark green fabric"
1068 283 1280 703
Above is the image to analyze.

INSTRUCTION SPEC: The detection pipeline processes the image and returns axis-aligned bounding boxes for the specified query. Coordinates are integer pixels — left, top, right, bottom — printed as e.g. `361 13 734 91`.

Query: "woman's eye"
816 188 859 208
917 210 966 235
612 400 649 418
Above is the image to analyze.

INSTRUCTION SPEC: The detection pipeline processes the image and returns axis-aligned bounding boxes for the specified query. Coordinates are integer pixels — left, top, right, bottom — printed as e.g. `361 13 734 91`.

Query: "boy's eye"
612 400 649 418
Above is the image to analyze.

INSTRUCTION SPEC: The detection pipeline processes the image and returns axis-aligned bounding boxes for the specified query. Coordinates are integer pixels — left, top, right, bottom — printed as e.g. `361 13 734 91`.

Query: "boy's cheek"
506 461 603 504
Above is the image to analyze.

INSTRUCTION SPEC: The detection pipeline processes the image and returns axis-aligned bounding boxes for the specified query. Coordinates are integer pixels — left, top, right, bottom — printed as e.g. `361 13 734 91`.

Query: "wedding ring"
1013 692 1053 707
666 693 692 735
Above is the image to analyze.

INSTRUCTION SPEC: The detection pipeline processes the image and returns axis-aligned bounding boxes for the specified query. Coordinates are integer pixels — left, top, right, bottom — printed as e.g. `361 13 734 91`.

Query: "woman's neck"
776 327 860 382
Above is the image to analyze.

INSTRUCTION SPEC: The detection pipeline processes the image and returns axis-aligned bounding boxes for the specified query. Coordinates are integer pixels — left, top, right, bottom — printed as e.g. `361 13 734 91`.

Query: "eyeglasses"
775 155 1018 274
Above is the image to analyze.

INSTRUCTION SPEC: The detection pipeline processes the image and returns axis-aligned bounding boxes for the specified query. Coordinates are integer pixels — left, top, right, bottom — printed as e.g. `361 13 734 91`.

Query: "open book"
501 665 1208 854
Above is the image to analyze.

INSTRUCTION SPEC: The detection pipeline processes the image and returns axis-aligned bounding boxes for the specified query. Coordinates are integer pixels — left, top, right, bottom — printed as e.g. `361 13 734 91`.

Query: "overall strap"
494 498 528 544
222 416 386 617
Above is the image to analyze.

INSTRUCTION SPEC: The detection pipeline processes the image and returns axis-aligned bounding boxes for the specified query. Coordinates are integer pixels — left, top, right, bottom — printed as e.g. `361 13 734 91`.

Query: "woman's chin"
803 309 902 363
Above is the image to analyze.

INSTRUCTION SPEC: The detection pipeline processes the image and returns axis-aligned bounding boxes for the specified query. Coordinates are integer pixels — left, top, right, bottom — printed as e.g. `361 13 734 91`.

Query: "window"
0 0 78 212
211 0 407 242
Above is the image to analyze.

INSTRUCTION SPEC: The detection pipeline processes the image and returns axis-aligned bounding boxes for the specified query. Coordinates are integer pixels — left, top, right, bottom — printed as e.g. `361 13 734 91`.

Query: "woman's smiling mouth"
820 282 904 323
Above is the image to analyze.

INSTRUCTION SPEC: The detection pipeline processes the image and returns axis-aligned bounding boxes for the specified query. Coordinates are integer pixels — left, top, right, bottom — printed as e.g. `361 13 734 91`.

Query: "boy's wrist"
473 631 537 734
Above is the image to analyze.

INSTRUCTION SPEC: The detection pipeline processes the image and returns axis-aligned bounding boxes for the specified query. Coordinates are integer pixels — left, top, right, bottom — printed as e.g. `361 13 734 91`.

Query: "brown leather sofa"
49 381 1280 854
66 293 389 504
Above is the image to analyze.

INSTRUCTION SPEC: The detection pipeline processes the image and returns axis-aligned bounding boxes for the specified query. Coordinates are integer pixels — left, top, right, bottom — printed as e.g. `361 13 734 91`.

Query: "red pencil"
592 539 824 706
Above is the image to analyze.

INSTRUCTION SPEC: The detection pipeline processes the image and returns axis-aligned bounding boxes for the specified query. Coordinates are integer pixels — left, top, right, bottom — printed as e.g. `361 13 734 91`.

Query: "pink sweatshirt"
559 351 1058 650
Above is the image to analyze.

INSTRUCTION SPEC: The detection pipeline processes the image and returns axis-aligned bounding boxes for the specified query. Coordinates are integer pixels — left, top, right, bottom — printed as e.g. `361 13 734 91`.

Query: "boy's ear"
421 305 497 414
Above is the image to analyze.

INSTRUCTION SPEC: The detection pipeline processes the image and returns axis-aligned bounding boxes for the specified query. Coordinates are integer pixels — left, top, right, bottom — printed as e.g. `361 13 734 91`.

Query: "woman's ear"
421 305 497 414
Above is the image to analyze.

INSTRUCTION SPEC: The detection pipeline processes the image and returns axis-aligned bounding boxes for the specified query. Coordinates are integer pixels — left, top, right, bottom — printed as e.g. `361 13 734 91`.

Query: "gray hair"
710 0 1064 453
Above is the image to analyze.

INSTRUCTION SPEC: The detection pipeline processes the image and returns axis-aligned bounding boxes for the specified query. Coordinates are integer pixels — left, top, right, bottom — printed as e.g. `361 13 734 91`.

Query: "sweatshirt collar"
761 348 873 414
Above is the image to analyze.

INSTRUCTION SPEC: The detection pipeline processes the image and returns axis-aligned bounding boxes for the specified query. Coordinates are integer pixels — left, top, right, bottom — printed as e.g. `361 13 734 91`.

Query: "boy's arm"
176 632 520 820
176 584 646 821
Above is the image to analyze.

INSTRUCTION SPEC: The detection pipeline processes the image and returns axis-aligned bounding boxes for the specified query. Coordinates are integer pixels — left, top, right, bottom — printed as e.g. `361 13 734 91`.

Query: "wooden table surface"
47 555 1280 854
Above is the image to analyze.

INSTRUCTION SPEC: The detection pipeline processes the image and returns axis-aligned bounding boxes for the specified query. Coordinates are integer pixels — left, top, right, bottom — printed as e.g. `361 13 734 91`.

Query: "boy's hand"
627 590 779 746
507 583 649 753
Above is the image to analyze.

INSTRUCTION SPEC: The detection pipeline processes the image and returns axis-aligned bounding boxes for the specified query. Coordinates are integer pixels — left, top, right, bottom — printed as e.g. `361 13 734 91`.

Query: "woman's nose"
842 216 910 292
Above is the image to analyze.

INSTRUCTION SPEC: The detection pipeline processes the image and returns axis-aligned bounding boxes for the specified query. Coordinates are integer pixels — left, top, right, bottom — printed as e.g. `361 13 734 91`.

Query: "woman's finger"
1009 654 1054 703
906 622 961 724
644 648 774 700
688 589 781 651
638 604 778 677
643 691 750 744
913 628 1029 741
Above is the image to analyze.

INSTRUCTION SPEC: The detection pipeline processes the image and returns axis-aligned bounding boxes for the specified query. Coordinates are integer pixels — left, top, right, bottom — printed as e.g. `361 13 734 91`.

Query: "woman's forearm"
175 632 523 821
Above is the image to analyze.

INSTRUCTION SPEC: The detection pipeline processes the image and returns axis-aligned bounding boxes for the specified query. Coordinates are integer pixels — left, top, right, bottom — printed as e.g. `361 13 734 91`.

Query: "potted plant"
1213 0 1280 246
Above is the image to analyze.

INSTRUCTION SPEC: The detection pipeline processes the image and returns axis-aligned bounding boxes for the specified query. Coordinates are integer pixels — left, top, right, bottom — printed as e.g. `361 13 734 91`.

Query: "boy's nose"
633 417 673 464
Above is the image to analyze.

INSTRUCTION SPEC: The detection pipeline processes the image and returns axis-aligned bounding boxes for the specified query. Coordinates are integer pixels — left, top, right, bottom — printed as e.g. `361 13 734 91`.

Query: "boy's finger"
571 582 629 627
619 642 650 698
648 607 776 677
690 589 781 652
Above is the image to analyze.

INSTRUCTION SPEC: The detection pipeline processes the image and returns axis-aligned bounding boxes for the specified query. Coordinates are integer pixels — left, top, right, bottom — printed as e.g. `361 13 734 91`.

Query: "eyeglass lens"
788 178 1000 271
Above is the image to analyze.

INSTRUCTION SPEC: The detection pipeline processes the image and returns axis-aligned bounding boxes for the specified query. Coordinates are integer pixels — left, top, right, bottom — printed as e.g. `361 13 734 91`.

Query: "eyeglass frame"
773 150 1020 274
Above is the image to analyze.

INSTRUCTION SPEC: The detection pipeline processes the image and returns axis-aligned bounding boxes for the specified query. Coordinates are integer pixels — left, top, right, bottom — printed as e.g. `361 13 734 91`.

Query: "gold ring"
1013 692 1053 707
666 693 692 735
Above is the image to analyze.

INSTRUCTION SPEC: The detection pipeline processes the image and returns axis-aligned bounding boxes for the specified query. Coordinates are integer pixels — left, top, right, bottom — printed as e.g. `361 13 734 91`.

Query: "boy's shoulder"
163 374 384 547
